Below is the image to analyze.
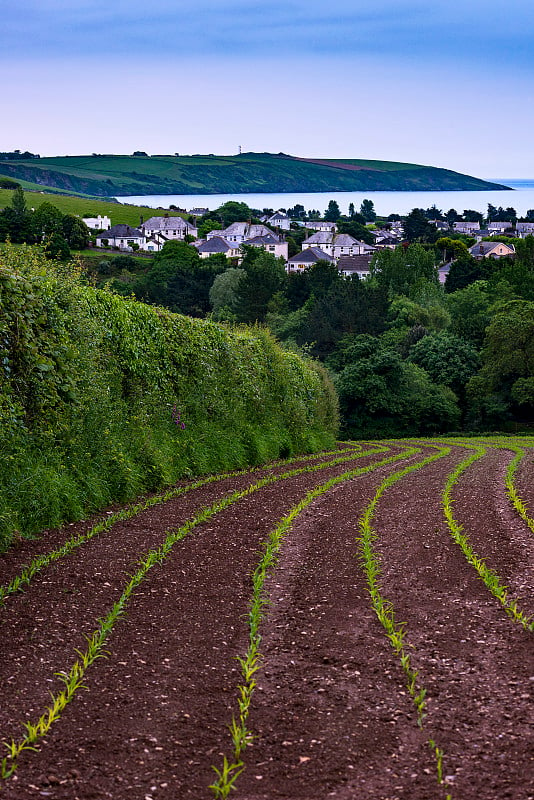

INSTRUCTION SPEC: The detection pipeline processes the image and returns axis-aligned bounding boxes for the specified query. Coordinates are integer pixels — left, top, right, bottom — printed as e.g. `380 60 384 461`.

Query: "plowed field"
0 438 532 800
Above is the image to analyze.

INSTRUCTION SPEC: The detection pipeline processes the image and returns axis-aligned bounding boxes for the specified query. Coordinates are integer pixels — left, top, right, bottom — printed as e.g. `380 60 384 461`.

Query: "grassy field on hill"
0 152 509 198
0 187 186 227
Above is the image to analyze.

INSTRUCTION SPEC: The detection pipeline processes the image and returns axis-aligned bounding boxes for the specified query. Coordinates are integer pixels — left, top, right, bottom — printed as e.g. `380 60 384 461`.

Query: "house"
196 237 242 260
302 220 337 233
515 222 534 237
189 207 209 216
207 222 273 243
95 224 145 251
337 254 373 278
302 232 374 260
83 215 111 231
453 221 480 234
468 241 515 259
286 247 333 272
141 215 197 240
428 220 449 231
488 221 513 234
245 233 288 260
266 210 291 230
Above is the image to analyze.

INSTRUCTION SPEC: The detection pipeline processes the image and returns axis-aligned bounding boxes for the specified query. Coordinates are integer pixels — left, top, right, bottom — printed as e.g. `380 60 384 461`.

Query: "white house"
95 224 145 251
207 222 274 244
196 237 242 260
302 220 337 233
488 222 513 234
302 232 374 261
337 255 373 278
515 222 534 237
454 221 481 234
286 247 333 272
246 233 288 260
267 211 291 230
83 215 111 231
141 215 197 240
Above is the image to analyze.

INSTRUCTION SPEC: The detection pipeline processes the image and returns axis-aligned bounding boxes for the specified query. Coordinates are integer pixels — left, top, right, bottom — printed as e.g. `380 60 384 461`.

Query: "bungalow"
141 215 197 240
96 224 145 251
286 247 333 272
246 233 288 260
337 254 373 278
196 237 242 260
468 241 515 259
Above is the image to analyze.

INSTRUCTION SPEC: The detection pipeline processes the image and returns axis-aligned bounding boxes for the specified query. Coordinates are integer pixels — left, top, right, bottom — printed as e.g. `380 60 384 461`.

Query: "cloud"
2 0 534 73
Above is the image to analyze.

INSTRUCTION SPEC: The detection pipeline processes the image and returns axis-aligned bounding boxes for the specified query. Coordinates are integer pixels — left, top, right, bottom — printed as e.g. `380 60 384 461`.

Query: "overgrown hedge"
0 245 338 549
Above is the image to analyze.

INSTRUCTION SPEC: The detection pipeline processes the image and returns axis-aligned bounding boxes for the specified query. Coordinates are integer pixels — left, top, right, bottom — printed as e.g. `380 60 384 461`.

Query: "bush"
0 244 338 548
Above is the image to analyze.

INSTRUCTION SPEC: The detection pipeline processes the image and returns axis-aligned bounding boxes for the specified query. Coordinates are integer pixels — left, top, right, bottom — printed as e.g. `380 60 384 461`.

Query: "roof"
246 233 282 245
333 234 358 246
96 224 142 239
196 236 236 254
142 216 193 231
303 232 334 245
268 210 289 220
337 254 374 273
469 241 515 256
288 247 333 264
303 221 337 229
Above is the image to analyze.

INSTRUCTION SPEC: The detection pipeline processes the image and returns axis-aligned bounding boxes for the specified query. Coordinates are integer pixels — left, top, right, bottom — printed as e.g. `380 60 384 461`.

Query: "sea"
117 180 534 218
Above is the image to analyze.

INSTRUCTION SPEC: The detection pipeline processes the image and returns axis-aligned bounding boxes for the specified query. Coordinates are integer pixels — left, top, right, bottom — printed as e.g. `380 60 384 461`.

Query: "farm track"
0 440 532 799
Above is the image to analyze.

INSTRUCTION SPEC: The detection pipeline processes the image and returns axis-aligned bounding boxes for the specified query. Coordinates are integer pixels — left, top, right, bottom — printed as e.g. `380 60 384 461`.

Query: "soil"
0 441 532 800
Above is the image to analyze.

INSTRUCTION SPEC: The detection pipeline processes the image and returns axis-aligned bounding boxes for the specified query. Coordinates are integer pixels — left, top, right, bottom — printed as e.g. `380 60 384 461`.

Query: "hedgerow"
0 244 339 548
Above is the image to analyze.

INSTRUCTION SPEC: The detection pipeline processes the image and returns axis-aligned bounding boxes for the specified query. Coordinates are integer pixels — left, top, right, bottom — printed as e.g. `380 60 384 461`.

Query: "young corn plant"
442 448 533 631
209 445 422 797
0 444 398 779
504 446 534 535
0 444 368 608
357 446 452 780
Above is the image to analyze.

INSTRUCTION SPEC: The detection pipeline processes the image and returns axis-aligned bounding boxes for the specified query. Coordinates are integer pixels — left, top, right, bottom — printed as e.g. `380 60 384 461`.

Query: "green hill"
0 152 509 198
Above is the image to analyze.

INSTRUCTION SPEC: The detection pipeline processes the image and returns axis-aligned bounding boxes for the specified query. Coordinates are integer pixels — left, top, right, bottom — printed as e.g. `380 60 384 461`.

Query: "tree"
402 208 438 243
198 218 222 239
371 243 438 296
337 219 374 245
32 202 63 238
444 254 483 293
467 300 534 425
209 268 246 314
44 232 70 261
445 208 460 226
215 201 254 227
333 334 459 438
462 209 484 224
408 332 479 397
348 202 355 218
235 251 286 323
324 200 341 222
446 281 492 347
360 199 376 222
62 215 90 249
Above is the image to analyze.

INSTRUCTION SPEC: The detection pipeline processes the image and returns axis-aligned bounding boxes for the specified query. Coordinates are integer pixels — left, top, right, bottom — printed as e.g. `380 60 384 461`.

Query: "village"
85 205 526 284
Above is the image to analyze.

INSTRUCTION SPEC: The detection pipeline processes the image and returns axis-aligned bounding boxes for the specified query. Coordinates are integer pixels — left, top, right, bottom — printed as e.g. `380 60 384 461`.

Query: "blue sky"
2 0 534 177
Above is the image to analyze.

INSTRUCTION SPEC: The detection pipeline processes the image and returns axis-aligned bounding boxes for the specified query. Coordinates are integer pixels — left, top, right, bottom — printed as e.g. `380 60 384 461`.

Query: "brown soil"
0 442 532 800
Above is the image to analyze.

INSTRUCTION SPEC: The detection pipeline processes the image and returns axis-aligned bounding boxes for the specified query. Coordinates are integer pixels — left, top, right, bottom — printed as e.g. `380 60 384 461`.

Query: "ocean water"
117 180 534 217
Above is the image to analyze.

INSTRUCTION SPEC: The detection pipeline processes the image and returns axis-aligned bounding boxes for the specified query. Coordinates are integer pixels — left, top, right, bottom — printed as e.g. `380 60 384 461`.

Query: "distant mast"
238 145 242 154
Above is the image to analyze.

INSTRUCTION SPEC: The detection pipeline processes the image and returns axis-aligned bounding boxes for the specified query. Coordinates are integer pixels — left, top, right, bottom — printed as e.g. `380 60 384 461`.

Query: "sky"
2 0 534 178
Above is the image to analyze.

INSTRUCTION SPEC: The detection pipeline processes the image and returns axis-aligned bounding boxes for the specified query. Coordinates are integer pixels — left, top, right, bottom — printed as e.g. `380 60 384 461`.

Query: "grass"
0 187 187 225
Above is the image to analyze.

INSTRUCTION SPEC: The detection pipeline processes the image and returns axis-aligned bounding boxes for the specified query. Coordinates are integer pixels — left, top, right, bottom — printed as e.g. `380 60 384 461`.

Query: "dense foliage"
0 244 338 548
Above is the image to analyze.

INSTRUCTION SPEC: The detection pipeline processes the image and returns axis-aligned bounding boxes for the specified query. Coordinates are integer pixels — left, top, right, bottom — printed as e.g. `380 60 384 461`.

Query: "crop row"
0 442 410 780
